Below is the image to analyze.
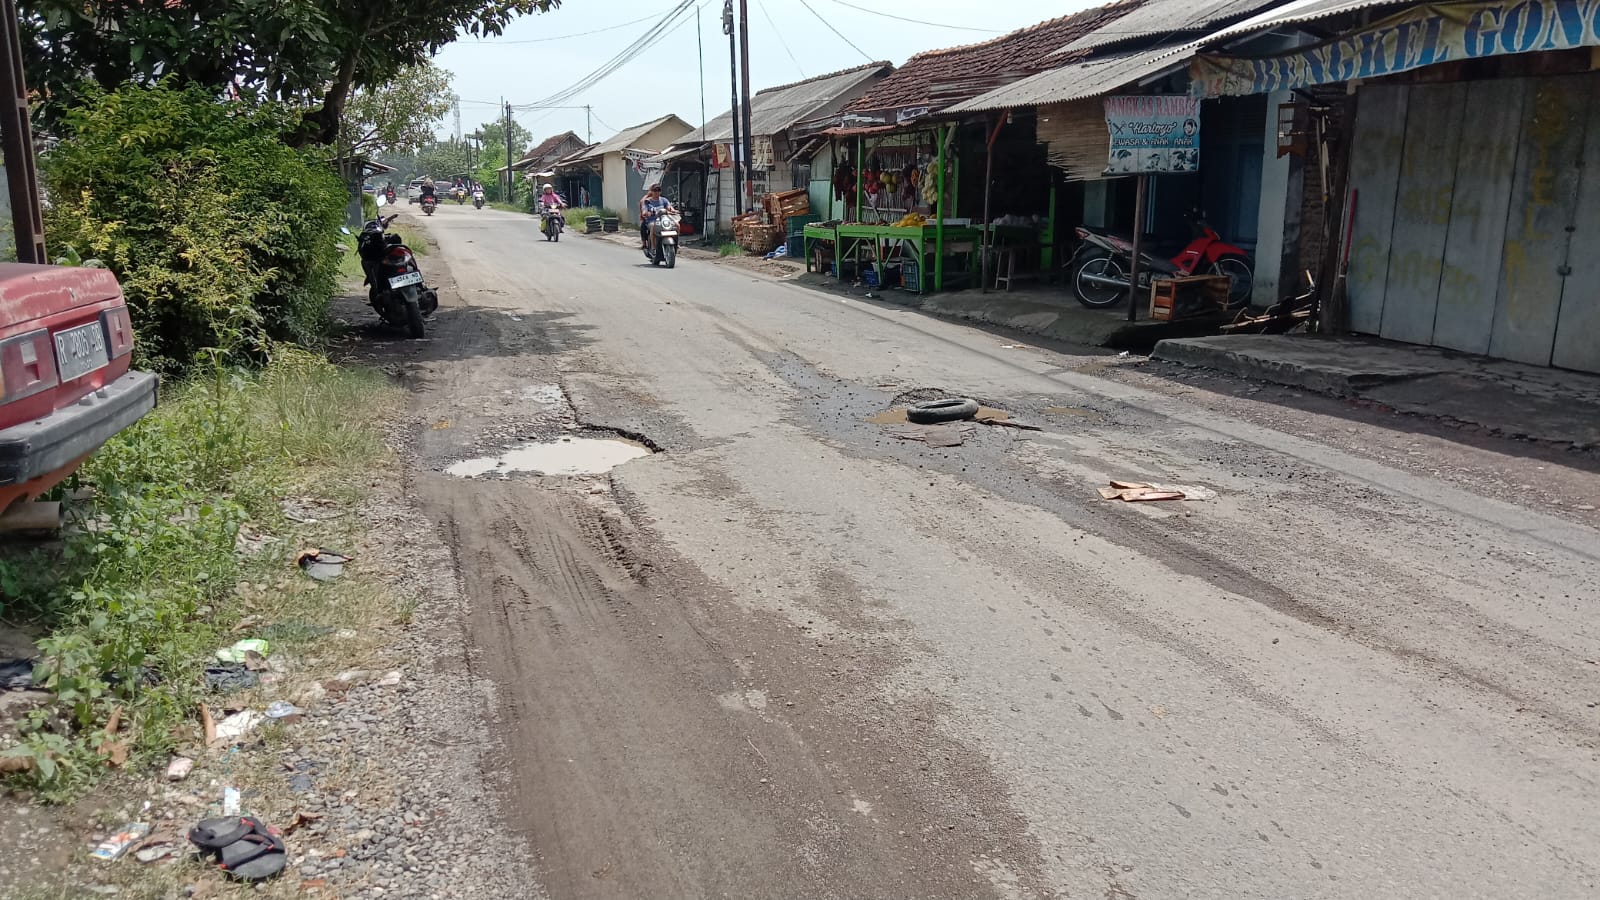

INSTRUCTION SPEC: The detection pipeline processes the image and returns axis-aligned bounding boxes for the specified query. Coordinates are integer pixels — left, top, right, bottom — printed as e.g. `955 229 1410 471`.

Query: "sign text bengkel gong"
1193 0 1600 96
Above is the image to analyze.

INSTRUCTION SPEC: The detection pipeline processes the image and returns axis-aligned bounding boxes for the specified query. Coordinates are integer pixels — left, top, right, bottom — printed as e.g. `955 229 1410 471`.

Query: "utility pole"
737 0 755 212
723 0 743 216
585 105 593 144
453 99 462 143
504 99 516 203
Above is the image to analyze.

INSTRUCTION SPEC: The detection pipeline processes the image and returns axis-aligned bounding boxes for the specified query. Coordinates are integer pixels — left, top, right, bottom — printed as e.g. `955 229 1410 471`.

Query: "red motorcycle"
1070 216 1253 309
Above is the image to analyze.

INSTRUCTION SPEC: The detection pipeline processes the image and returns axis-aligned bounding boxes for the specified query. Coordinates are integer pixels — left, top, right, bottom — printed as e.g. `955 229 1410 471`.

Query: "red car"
0 264 158 517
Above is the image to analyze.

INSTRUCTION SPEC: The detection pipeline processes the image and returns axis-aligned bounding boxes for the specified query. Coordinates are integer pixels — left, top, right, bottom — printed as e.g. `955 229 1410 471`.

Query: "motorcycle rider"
638 183 676 251
420 177 437 204
539 183 566 212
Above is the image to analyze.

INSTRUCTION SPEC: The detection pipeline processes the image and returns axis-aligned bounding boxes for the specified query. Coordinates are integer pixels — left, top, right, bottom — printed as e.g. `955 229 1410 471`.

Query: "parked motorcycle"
357 206 438 338
644 210 680 268
1069 216 1253 309
473 189 485 210
421 195 437 216
540 207 564 242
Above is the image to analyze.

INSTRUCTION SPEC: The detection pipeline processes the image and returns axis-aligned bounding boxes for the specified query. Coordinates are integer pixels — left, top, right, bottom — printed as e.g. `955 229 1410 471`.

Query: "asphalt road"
385 203 1600 900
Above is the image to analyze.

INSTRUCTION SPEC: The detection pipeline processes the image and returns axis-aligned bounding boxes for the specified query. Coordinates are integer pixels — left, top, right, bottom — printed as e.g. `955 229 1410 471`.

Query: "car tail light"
101 305 134 360
0 329 59 404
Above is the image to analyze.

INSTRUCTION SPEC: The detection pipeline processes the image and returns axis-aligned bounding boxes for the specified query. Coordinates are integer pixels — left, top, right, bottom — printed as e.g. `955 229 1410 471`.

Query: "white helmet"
542 183 554 191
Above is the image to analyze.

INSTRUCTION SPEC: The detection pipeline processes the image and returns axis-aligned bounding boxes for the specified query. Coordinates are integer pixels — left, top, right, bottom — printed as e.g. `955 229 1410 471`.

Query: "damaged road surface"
381 206 1600 900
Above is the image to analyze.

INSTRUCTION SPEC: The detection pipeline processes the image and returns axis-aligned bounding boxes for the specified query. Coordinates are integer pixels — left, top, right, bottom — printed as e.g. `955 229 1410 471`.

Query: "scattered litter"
209 710 264 748
1098 480 1186 502
166 756 194 782
282 810 322 836
222 786 241 817
216 639 270 664
101 707 130 767
999 344 1021 349
296 549 352 582
335 629 358 640
430 420 452 430
265 700 304 723
375 671 402 687
90 823 151 861
1118 351 1131 358
135 841 176 863
199 703 217 746
0 657 35 691
323 669 369 693
204 664 259 694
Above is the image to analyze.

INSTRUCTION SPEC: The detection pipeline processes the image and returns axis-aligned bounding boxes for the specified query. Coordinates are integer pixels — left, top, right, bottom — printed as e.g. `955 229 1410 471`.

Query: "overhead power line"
799 0 873 62
822 0 1003 32
524 0 703 110
758 0 806 79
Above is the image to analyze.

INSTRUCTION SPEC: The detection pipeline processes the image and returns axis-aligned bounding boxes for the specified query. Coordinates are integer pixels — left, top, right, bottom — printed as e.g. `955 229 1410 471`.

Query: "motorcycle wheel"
664 241 676 269
402 289 425 339
1208 255 1254 308
1074 253 1127 308
553 225 560 243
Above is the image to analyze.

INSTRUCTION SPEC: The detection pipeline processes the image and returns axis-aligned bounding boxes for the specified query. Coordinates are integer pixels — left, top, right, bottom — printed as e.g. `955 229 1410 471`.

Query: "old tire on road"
906 397 980 424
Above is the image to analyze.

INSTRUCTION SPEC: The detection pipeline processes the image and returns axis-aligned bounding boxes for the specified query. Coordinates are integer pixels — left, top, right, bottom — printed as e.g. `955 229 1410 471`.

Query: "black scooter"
357 212 438 338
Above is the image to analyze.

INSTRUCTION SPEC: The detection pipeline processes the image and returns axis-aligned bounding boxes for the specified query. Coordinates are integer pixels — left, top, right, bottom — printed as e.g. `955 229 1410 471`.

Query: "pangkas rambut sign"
1192 0 1600 97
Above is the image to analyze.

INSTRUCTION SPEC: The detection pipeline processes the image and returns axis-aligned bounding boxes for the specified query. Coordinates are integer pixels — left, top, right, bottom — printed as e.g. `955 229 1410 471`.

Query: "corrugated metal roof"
576 114 691 160
1055 0 1288 55
945 45 1196 113
1188 0 1411 46
948 0 1409 112
842 0 1145 116
673 62 891 146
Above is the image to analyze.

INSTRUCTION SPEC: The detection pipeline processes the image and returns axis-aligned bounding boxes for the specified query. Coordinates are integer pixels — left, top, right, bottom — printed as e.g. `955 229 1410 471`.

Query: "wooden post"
1315 96 1357 334
979 115 1005 294
935 124 951 292
0 0 46 264
1127 174 1147 322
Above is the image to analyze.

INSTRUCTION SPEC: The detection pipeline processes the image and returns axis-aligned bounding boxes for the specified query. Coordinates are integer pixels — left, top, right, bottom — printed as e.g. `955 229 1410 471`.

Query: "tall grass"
0 349 399 798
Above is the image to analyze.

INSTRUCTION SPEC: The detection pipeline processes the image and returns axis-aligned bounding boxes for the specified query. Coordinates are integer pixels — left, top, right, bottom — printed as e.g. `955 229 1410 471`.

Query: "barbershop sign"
1192 0 1600 97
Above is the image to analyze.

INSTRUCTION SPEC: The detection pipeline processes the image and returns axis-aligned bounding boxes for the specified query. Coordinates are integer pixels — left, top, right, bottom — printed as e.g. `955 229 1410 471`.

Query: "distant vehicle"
0 264 159 519
406 179 433 204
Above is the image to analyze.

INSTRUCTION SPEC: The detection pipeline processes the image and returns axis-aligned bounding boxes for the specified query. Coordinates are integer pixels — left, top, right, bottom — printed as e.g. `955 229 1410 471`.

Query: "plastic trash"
215 639 270 664
90 823 150 861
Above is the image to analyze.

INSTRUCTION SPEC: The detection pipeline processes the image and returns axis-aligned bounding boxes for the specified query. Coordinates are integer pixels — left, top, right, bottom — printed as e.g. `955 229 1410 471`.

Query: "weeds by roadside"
719 242 745 257
0 348 399 801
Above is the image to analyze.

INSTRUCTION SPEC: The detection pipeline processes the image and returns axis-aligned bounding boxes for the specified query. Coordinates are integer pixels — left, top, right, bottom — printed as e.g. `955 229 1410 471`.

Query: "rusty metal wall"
1344 72 1600 374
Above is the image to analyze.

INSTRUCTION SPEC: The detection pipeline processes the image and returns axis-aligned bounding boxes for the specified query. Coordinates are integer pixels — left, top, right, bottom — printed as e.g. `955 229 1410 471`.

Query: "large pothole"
445 434 652 478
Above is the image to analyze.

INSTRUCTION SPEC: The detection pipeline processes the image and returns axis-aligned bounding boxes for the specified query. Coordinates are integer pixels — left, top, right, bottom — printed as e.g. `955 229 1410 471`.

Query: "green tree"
415 142 474 182
19 0 561 142
338 62 455 165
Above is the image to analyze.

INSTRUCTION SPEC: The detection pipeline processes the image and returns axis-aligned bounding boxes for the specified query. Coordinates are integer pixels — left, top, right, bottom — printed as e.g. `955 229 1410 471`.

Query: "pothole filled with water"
445 435 651 478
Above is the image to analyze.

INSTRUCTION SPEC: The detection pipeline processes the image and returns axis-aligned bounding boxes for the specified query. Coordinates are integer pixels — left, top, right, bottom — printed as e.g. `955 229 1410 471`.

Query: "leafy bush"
42 83 348 374
719 242 744 257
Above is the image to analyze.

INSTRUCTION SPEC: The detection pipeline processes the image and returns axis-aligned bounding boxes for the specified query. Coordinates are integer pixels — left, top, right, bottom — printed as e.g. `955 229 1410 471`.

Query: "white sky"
435 0 1101 147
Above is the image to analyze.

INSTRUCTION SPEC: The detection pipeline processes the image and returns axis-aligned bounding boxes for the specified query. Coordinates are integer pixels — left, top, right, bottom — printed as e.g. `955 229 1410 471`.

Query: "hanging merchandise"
712 143 735 169
832 160 856 202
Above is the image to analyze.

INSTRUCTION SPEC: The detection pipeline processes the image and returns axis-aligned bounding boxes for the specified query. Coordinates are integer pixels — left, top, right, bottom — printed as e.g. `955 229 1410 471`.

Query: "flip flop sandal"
187 817 253 853
217 830 288 882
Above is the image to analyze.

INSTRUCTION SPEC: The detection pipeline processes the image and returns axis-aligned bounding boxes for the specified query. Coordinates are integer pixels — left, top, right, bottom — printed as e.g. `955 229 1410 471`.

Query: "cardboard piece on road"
1100 481 1187 502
